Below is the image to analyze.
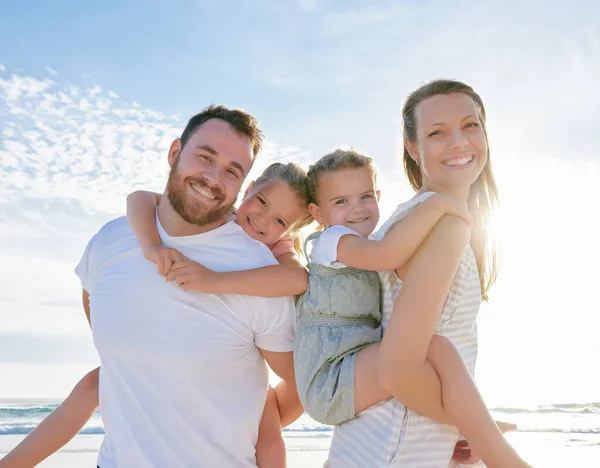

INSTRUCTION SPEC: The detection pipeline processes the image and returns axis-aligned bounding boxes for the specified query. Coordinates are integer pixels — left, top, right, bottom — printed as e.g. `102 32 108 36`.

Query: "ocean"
0 400 599 467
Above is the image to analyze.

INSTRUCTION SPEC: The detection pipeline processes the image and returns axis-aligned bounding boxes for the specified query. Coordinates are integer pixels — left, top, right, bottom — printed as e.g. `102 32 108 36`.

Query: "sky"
0 0 599 407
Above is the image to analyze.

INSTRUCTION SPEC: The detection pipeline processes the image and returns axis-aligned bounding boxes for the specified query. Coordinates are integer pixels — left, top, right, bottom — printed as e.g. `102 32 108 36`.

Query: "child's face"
310 167 380 238
236 178 308 247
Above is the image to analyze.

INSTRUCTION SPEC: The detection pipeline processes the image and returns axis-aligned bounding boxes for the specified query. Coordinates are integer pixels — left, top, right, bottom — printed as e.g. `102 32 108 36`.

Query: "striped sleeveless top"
325 193 483 468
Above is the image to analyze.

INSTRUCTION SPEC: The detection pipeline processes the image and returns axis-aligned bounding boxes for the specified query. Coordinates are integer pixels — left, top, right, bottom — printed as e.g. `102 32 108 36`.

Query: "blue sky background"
1 0 599 405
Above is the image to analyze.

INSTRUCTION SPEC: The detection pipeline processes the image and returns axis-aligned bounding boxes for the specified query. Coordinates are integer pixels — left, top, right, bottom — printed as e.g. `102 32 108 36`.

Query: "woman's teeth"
444 155 474 167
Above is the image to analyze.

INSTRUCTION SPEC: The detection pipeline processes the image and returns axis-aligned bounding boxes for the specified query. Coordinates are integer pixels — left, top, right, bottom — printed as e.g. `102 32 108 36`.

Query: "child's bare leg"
355 341 530 468
426 336 530 468
255 386 286 468
354 343 393 414
0 367 99 468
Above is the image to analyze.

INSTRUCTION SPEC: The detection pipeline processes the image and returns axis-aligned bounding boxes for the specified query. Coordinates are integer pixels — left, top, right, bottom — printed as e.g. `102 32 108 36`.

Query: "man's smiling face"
166 118 254 227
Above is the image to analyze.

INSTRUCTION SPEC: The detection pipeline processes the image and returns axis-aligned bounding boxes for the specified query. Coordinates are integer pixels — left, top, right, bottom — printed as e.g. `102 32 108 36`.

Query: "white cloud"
0 71 322 341
0 64 6 72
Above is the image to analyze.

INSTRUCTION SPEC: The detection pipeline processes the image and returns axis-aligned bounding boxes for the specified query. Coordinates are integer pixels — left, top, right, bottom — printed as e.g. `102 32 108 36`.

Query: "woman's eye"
335 199 346 205
276 218 285 227
465 122 479 129
257 197 266 206
362 194 374 199
428 130 441 137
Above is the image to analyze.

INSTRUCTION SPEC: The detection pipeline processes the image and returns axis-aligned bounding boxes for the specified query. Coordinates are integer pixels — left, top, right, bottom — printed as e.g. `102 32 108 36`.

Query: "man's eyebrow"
196 145 218 155
231 161 246 177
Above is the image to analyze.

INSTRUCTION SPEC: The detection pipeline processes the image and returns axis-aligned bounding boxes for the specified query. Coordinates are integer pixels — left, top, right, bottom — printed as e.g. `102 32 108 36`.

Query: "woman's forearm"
377 215 470 418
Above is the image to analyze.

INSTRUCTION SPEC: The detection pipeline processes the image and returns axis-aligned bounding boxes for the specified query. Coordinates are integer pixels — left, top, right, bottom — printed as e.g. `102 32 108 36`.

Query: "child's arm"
0 368 99 468
166 252 309 297
337 193 472 272
127 190 185 275
255 386 286 468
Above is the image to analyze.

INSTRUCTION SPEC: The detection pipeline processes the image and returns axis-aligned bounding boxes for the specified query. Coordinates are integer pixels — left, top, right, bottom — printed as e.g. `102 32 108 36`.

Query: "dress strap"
303 230 323 264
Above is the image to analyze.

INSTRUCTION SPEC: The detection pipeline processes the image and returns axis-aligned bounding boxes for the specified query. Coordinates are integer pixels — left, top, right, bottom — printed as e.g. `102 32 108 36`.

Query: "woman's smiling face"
407 92 488 198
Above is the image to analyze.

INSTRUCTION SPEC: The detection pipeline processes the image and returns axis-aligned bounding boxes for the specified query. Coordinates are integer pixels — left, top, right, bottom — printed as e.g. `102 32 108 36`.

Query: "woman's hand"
143 246 187 276
166 260 222 293
452 420 517 464
436 193 473 228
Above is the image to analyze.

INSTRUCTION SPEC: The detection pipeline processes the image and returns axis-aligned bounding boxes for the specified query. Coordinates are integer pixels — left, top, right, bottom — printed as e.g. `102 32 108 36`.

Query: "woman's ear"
376 190 381 203
404 137 420 166
308 203 323 226
168 139 182 168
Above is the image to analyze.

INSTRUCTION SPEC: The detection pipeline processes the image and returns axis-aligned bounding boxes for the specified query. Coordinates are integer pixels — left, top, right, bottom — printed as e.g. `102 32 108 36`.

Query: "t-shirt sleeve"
269 236 296 259
312 225 361 266
74 235 97 292
252 296 296 352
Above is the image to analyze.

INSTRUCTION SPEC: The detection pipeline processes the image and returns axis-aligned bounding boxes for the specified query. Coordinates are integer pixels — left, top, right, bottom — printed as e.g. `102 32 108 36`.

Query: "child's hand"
165 260 222 293
143 246 187 276
436 193 473 228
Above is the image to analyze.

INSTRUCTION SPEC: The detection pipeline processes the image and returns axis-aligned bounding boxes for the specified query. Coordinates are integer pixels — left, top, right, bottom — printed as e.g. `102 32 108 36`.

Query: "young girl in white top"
0 162 313 468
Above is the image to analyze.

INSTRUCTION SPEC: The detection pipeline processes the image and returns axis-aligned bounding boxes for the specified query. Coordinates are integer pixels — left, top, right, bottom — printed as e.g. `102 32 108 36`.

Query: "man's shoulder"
214 221 279 268
86 216 136 256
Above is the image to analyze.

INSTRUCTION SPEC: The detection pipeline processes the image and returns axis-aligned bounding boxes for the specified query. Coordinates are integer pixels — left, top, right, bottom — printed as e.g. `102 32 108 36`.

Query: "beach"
1 401 599 467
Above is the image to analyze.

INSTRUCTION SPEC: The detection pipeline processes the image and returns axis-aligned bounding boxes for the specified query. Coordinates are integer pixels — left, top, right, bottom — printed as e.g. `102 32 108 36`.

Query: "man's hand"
452 420 517 464
165 260 222 293
143 246 186 276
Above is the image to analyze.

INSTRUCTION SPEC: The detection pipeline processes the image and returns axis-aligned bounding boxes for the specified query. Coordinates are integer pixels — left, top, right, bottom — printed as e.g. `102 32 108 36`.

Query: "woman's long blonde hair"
252 162 314 255
402 79 499 301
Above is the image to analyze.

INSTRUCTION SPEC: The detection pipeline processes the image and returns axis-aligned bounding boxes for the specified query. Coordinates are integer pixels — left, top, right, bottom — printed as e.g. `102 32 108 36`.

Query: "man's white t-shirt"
75 216 295 468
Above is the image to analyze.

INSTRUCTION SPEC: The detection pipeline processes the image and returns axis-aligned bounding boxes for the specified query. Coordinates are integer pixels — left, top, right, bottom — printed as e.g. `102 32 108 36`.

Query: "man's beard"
166 161 235 227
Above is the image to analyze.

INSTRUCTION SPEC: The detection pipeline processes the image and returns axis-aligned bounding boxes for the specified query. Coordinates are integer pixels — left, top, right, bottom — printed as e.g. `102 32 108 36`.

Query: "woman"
326 79 527 467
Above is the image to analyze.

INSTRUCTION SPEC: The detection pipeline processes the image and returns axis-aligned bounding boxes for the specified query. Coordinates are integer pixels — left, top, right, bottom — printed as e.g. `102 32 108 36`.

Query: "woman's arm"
0 368 99 468
337 194 471 271
166 253 309 297
377 215 471 419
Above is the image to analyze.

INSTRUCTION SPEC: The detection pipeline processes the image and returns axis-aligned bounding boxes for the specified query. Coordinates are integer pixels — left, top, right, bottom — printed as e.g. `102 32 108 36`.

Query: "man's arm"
259 350 303 427
82 289 91 327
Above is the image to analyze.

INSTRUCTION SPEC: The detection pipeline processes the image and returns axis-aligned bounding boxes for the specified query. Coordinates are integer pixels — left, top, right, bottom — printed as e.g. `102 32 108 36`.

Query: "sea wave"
0 423 105 435
1 401 599 436
491 402 600 414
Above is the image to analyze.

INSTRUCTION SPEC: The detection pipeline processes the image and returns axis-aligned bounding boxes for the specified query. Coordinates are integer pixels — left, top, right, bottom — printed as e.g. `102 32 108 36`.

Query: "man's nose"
203 165 225 193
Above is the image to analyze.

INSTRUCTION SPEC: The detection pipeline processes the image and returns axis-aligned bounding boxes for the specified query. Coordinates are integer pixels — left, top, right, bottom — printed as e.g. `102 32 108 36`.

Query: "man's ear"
168 139 182 168
404 137 420 166
308 203 323 226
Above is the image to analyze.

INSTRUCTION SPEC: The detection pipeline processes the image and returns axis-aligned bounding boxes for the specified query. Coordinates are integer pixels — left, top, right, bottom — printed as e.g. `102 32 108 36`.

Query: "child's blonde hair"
306 148 378 208
252 162 314 255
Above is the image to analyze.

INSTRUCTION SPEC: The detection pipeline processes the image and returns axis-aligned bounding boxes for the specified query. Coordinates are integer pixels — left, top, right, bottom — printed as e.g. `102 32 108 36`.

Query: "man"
75 105 302 467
